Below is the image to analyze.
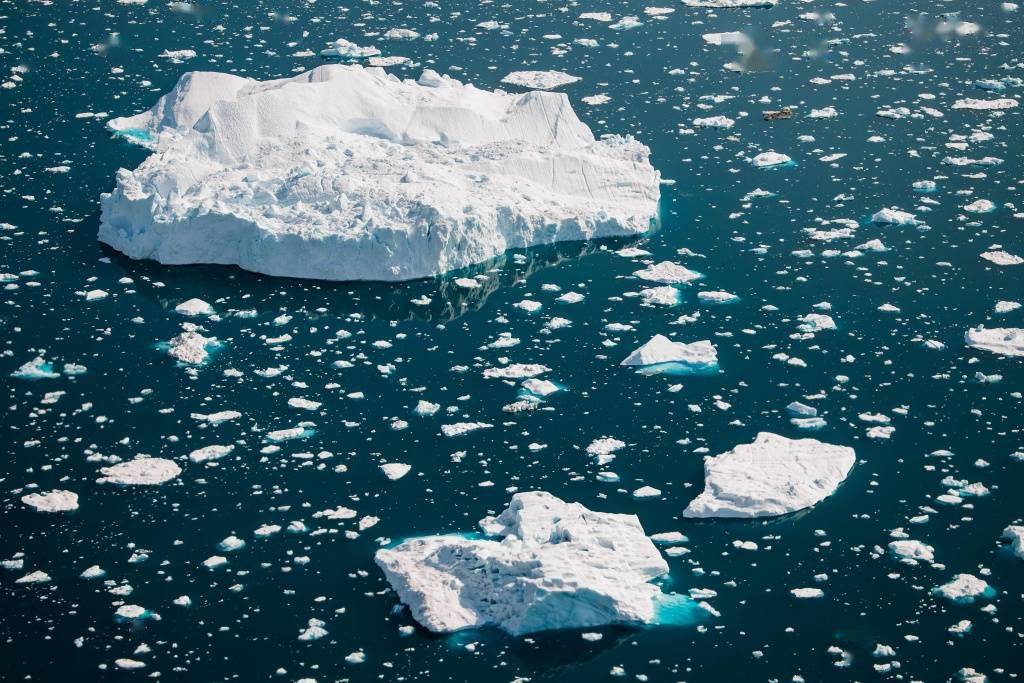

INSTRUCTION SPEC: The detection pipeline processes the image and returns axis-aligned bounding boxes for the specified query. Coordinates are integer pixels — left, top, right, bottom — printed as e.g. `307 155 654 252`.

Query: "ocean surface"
2 0 1023 681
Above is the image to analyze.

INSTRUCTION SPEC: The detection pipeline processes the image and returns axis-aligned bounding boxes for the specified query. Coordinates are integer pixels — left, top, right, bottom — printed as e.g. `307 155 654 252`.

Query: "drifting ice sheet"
375 491 707 635
684 432 856 518
101 65 659 282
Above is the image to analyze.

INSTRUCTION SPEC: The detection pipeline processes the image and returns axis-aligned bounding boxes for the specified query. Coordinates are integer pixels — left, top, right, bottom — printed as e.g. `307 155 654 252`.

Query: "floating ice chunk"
115 605 154 621
288 397 322 411
441 422 493 437
684 433 856 518
586 437 626 464
381 463 412 480
980 250 1023 266
634 261 702 284
80 565 106 579
413 400 440 416
809 106 838 119
1001 525 1024 559
964 199 996 213
174 298 214 316
609 16 643 30
633 486 662 499
500 70 581 90
383 28 419 40
702 31 748 46
321 38 380 59
888 540 935 564
266 426 311 442
786 401 818 417
188 444 233 463
101 66 658 282
191 410 241 424
932 574 994 604
692 116 735 129
483 364 549 379
99 458 181 485
173 595 191 607
218 535 246 552
797 313 836 333
15 570 51 584
298 618 328 641
11 357 59 380
697 290 739 304
952 98 1018 110
21 490 79 512
167 325 218 365
158 49 197 62
871 208 918 225
684 0 777 6
522 378 559 397
375 491 704 635
640 286 681 306
995 301 1021 314
203 555 227 569
621 335 718 368
965 327 1024 357
114 659 146 670
791 588 825 599
750 152 792 168
650 532 688 544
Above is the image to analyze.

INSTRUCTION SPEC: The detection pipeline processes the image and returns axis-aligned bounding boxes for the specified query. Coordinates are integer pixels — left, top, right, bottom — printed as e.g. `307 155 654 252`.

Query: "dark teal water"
2 1 1023 681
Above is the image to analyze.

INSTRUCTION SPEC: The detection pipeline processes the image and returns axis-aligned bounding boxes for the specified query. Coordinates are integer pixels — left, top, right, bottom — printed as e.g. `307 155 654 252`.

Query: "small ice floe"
702 31 747 45
298 618 328 641
483 363 549 379
98 458 181 485
1001 525 1024 559
650 531 688 545
380 463 412 480
581 94 611 105
265 426 313 442
790 588 824 599
115 604 157 621
586 437 626 464
995 301 1021 314
632 486 662 499
158 49 197 63
202 555 227 569
951 98 1018 110
913 179 938 192
964 327 1024 356
500 70 580 90
218 536 245 552
441 422 493 437
174 298 214 316
288 397 322 411
320 38 380 59
191 410 241 424
683 0 778 6
693 116 735 129
750 151 792 168
808 106 838 119
797 314 836 333
633 261 702 284
609 15 642 30
871 208 918 225
413 400 440 416
15 570 51 584
980 250 1023 266
964 199 996 213
521 378 559 397
374 491 710 634
21 490 79 512
383 28 419 40
697 290 739 305
888 540 935 565
188 445 233 464
167 324 218 365
931 574 995 604
11 357 59 380
684 433 856 518
640 286 681 306
620 335 718 372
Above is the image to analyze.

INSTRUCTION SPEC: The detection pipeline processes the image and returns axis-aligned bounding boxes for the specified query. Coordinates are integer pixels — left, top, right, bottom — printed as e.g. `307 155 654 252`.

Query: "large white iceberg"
965 327 1024 357
374 491 707 635
620 334 718 368
100 65 660 282
684 432 856 518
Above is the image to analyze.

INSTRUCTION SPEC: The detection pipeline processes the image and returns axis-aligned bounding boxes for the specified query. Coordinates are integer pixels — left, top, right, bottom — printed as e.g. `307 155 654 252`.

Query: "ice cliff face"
100 65 660 282
374 491 691 635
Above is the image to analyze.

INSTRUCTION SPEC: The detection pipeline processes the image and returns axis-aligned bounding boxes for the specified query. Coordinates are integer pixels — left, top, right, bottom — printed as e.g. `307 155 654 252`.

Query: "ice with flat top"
101 65 659 282
375 491 710 635
684 433 856 518
965 327 1024 357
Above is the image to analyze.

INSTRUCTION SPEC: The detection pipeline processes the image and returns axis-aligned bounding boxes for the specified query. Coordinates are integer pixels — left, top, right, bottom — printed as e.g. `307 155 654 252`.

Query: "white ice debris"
750 152 792 168
684 433 856 518
21 489 79 512
101 66 659 281
98 458 182 485
441 422 493 437
167 324 217 364
932 574 993 604
320 38 380 59
188 444 234 463
980 250 1023 266
888 540 935 564
374 491 695 635
500 70 581 90
380 462 412 480
174 298 214 316
684 0 777 6
871 208 918 225
633 261 702 284
1001 525 1024 559
791 587 825 599
620 335 718 368
965 327 1024 357
951 98 1018 110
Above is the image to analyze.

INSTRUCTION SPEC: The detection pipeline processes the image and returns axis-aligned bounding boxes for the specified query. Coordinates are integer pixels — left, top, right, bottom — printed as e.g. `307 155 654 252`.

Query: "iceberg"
374 491 708 635
98 458 182 485
621 335 718 368
100 65 659 281
21 490 79 513
684 433 856 518
965 327 1024 357
500 70 581 90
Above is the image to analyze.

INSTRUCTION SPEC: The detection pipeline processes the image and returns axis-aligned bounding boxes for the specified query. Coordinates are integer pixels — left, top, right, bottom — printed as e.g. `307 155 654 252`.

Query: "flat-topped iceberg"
621 334 718 369
965 327 1024 357
101 65 659 282
375 491 710 635
684 432 856 518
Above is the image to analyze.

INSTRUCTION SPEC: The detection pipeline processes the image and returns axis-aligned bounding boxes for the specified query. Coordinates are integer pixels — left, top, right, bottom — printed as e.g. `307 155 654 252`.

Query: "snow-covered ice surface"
375 492 709 635
4 0 1024 681
100 65 659 282
684 433 856 518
